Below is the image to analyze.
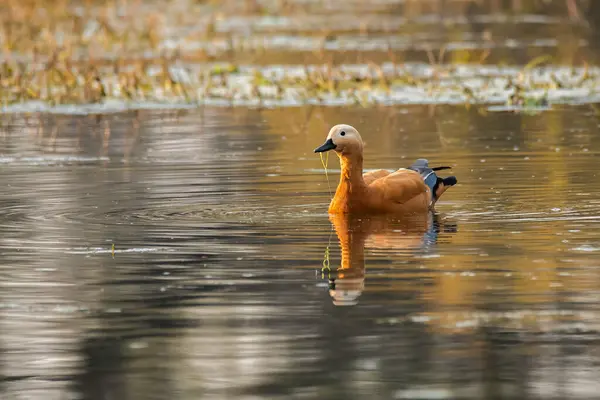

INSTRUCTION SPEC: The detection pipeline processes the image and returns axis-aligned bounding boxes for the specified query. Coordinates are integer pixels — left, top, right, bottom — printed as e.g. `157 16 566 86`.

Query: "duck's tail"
408 159 457 204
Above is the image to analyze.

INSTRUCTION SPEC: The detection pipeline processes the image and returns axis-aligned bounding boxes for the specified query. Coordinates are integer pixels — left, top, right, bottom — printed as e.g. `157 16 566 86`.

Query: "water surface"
1 105 600 399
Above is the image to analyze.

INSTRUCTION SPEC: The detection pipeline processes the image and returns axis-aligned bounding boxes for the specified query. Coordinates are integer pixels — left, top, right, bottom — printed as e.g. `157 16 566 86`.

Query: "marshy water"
3 0 600 399
1 105 600 399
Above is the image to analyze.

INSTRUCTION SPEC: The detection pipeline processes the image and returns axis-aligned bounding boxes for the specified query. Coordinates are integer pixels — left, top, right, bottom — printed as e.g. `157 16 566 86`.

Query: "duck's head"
314 124 364 156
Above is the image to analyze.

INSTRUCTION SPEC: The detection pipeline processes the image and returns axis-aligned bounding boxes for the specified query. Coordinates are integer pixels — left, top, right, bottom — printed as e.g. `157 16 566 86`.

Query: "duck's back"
363 169 392 185
367 168 430 212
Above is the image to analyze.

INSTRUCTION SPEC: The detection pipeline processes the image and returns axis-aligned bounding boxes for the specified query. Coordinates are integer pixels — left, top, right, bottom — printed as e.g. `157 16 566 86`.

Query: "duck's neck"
335 153 366 196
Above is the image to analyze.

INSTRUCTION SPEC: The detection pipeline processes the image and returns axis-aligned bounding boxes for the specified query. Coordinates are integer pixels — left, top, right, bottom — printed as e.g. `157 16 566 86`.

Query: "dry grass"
0 0 595 109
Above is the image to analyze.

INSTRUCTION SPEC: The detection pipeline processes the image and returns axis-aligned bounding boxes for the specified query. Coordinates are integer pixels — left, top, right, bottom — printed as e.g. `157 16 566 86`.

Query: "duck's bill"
314 138 337 153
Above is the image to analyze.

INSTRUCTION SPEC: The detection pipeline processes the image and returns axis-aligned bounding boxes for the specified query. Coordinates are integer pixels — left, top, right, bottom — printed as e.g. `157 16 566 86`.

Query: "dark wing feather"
407 159 456 201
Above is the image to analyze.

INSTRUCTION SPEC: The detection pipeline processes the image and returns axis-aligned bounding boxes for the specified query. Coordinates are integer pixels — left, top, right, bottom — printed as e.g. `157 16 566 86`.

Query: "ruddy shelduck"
314 124 457 214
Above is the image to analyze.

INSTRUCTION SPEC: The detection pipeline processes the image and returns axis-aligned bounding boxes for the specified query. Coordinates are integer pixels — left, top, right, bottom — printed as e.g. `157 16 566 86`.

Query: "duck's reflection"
324 213 457 306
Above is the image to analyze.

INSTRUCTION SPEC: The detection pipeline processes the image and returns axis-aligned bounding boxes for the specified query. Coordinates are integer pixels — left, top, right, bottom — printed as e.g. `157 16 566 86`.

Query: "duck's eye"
340 131 346 136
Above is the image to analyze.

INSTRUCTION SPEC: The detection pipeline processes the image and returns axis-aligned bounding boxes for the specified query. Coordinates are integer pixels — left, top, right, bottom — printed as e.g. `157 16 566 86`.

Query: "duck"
314 124 457 215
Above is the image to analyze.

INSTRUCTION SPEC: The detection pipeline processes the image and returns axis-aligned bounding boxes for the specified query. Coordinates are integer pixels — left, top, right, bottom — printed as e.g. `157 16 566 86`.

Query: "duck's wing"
407 158 457 201
369 168 429 204
363 169 392 185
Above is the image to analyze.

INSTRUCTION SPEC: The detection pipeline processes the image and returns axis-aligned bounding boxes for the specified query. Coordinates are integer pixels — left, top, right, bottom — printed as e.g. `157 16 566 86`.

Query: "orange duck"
314 124 457 214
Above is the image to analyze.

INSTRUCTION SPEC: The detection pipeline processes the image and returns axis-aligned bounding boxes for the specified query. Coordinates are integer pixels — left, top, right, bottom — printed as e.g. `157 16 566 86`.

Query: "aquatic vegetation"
0 0 597 112
2 60 599 113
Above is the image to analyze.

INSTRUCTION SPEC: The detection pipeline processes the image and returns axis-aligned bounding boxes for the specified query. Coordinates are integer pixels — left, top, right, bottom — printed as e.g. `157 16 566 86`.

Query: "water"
3 1 600 398
1 104 600 399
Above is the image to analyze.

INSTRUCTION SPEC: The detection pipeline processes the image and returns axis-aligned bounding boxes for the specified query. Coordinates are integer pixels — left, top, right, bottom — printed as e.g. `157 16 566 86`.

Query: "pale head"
314 124 364 156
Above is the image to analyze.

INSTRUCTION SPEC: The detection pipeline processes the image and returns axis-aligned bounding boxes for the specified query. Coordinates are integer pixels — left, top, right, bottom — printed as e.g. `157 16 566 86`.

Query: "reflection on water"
324 213 457 306
1 104 600 399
